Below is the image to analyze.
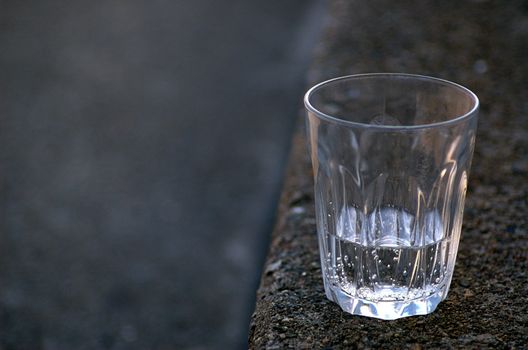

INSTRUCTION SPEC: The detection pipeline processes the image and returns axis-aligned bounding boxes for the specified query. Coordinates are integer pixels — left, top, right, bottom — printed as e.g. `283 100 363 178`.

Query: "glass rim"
304 73 479 130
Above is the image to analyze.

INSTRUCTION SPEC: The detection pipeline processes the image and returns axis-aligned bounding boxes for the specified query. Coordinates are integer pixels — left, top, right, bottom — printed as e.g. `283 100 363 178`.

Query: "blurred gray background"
0 0 324 349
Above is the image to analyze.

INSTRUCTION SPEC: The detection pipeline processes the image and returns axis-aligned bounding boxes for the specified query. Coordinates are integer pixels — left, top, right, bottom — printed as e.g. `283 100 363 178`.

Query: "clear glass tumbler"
304 73 479 319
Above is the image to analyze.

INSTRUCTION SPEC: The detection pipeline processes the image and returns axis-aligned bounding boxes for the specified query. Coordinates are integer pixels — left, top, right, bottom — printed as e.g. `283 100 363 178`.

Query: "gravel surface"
249 0 528 348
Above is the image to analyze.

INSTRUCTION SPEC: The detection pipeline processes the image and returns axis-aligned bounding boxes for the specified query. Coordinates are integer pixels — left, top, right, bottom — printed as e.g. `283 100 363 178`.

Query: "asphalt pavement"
0 1 324 349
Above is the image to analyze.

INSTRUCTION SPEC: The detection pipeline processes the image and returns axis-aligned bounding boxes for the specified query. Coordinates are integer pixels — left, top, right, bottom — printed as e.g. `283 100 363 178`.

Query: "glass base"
325 284 448 320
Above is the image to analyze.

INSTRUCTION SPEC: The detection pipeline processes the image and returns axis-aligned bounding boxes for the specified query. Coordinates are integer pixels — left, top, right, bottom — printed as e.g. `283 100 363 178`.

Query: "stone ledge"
249 0 528 348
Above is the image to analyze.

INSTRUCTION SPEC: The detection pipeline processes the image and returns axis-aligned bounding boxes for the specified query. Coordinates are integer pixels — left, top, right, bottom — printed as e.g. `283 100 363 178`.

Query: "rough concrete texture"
249 0 528 348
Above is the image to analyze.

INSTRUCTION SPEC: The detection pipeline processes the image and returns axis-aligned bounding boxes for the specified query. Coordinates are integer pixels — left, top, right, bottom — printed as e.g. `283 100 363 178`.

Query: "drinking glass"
304 73 479 319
